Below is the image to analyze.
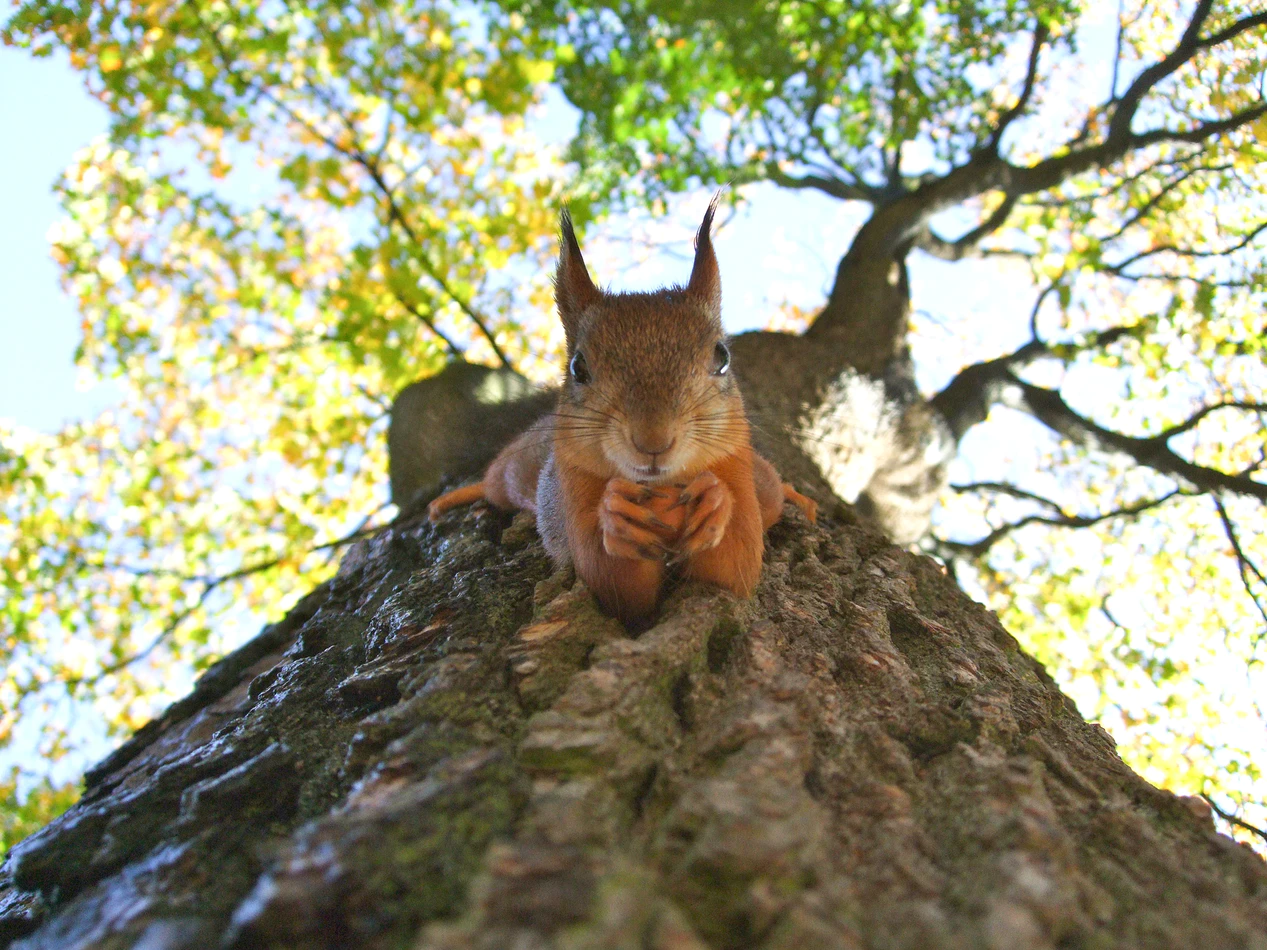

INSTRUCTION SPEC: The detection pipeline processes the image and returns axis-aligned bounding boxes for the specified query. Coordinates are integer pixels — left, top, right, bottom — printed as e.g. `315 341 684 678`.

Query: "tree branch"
799 3 1264 362
1211 496 1267 629
915 193 1019 260
1202 794 1267 845
1106 0 1216 144
1096 162 1231 243
768 168 879 203
950 480 1067 515
1010 378 1266 502
940 489 1187 559
843 6 1266 259
1108 0 1129 101
189 1 514 370
1195 11 1267 52
1104 220 1267 274
329 139 516 371
1149 402 1267 443
989 22 1049 152
62 514 390 692
388 285 467 360
932 331 1267 506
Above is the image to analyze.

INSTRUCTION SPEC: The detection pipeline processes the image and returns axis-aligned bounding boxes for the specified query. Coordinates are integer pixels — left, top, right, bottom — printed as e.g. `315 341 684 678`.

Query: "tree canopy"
2 0 1265 854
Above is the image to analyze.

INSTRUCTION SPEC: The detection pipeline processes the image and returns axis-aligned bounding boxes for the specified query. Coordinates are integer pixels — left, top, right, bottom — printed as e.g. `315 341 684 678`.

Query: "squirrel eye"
570 350 591 385
712 342 731 376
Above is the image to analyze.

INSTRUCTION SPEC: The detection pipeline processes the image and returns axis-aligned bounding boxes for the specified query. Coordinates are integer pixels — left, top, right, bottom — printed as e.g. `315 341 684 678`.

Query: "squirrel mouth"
632 462 674 483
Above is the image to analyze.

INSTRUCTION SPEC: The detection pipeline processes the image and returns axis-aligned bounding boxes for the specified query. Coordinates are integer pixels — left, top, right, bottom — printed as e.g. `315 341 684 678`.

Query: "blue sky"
0 47 116 431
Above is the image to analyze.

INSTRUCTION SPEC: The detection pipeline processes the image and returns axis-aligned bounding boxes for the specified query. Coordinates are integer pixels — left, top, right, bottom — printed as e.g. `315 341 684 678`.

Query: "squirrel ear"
686 192 722 319
555 208 599 349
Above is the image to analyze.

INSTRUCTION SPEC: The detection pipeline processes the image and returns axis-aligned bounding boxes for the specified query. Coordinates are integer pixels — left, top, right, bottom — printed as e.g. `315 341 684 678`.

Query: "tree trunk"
2 226 1263 948
3 469 1264 948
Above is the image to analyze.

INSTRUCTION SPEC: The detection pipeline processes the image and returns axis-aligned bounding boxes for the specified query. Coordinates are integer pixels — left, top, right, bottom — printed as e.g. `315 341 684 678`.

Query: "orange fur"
425 202 818 626
679 447 765 599
427 423 550 522
428 482 487 521
782 483 818 524
556 459 666 623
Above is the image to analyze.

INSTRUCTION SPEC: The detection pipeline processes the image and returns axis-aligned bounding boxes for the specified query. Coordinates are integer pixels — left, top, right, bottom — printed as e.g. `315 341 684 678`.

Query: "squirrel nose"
631 435 676 458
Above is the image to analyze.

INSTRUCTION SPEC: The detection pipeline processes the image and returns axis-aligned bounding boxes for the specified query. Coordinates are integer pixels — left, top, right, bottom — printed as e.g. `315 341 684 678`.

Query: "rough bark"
3 454 1265 948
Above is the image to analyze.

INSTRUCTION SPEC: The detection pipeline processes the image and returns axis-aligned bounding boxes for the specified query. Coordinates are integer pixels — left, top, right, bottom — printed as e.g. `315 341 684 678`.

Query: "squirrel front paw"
672 470 733 558
599 478 682 561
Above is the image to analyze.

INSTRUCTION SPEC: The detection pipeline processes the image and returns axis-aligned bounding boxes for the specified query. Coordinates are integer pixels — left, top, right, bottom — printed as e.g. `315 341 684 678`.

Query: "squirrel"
427 198 817 625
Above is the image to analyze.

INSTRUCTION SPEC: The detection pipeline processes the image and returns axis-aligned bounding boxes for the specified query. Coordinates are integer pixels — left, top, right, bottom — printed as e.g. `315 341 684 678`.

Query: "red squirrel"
428 199 816 624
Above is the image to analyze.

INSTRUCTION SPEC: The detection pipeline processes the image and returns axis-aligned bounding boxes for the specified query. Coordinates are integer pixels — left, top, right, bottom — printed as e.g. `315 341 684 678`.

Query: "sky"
0 47 115 431
2 12 1262 842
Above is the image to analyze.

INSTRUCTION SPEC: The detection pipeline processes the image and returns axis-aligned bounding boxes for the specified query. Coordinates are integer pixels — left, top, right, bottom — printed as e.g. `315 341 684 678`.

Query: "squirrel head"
552 196 747 485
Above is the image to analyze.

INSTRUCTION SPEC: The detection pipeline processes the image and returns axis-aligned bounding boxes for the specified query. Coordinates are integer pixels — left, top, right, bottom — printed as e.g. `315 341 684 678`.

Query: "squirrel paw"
428 482 488 522
599 478 679 561
782 483 818 524
673 470 733 559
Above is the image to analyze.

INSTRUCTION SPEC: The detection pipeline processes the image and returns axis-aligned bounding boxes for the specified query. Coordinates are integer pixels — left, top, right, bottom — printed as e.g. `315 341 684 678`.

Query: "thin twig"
951 480 1067 515
188 0 510 368
1212 495 1267 630
63 514 391 690
1150 402 1267 443
989 21 1049 152
940 489 1187 558
388 287 465 358
1201 794 1267 844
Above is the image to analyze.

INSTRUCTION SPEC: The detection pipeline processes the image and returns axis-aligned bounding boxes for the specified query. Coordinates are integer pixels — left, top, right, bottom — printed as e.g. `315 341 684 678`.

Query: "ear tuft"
686 192 722 319
555 207 599 351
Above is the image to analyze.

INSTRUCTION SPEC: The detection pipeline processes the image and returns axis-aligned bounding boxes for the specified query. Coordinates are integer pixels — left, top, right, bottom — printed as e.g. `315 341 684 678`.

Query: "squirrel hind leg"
782 483 818 524
428 481 488 522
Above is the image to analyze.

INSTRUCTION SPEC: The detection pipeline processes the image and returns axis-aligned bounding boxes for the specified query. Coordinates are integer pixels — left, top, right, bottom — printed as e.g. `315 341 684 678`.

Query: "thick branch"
1106 0 1216 142
819 5 1266 278
935 366 1267 503
915 193 1019 260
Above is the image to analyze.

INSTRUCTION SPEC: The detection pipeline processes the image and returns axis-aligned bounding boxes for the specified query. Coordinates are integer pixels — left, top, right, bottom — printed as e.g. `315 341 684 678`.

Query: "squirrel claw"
600 478 684 561
665 492 692 512
645 513 674 532
674 471 732 558
638 542 673 561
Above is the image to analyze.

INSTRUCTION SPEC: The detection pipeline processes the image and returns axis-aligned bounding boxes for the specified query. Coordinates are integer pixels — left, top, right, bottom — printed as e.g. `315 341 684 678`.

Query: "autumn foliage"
1 0 1265 852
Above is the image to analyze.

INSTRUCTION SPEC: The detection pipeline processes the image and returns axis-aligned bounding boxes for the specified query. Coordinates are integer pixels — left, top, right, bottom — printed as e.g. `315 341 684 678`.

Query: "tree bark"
3 432 1264 948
